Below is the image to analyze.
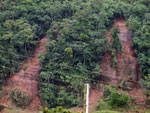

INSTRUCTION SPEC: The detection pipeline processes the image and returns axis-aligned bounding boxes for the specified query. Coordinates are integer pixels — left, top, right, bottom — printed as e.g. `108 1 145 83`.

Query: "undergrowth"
96 87 132 112
43 106 80 113
10 89 32 108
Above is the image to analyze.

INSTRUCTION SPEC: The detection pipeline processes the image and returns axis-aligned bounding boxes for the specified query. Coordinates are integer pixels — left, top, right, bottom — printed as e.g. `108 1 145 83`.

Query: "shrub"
43 106 77 113
39 83 81 108
97 89 131 111
96 99 112 110
108 90 131 108
103 87 111 97
141 74 150 99
10 89 32 108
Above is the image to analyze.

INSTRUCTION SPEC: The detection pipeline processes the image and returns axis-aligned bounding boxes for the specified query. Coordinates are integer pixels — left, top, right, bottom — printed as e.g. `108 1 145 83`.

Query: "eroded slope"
0 38 47 113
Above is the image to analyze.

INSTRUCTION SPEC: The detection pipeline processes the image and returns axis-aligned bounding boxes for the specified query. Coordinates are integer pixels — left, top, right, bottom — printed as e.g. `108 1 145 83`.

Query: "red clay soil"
89 87 103 112
100 19 140 84
89 19 145 112
0 38 47 113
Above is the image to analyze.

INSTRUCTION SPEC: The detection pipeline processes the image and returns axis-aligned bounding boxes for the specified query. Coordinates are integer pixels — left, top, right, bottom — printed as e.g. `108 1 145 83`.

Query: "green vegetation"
0 0 75 90
97 87 131 112
126 2 150 78
141 74 150 107
39 0 149 108
111 27 122 53
10 89 32 108
0 0 150 111
43 106 78 113
0 18 39 88
142 74 150 99
109 90 131 108
110 27 122 67
39 0 128 108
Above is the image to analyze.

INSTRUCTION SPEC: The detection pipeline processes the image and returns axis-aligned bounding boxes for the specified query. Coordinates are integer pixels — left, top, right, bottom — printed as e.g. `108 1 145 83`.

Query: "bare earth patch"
0 38 47 113
89 19 145 112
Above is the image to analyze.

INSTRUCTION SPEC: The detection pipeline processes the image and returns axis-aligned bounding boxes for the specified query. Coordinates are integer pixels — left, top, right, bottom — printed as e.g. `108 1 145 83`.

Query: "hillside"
0 38 47 113
88 19 145 113
0 0 150 113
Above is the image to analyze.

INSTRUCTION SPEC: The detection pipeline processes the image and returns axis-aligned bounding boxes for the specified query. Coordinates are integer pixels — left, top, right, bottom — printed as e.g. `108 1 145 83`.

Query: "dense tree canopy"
0 0 149 109
0 0 75 89
39 0 150 108
126 2 150 78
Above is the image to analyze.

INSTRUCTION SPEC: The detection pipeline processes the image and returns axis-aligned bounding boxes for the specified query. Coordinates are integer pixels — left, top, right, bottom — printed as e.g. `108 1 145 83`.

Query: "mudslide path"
89 19 145 112
0 38 47 113
101 19 140 84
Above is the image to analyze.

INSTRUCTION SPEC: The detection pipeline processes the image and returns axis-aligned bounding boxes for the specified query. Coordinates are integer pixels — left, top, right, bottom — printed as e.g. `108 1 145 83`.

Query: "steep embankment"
0 38 47 113
89 19 145 112
101 19 140 84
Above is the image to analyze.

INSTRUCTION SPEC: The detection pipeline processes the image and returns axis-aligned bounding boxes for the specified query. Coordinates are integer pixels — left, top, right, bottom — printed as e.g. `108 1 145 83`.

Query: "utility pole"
83 84 90 113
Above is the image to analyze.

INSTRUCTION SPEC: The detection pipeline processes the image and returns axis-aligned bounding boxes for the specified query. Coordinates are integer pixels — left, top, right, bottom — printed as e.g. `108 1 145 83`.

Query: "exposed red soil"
89 19 145 112
0 38 47 113
0 19 145 113
89 87 103 113
101 19 140 84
